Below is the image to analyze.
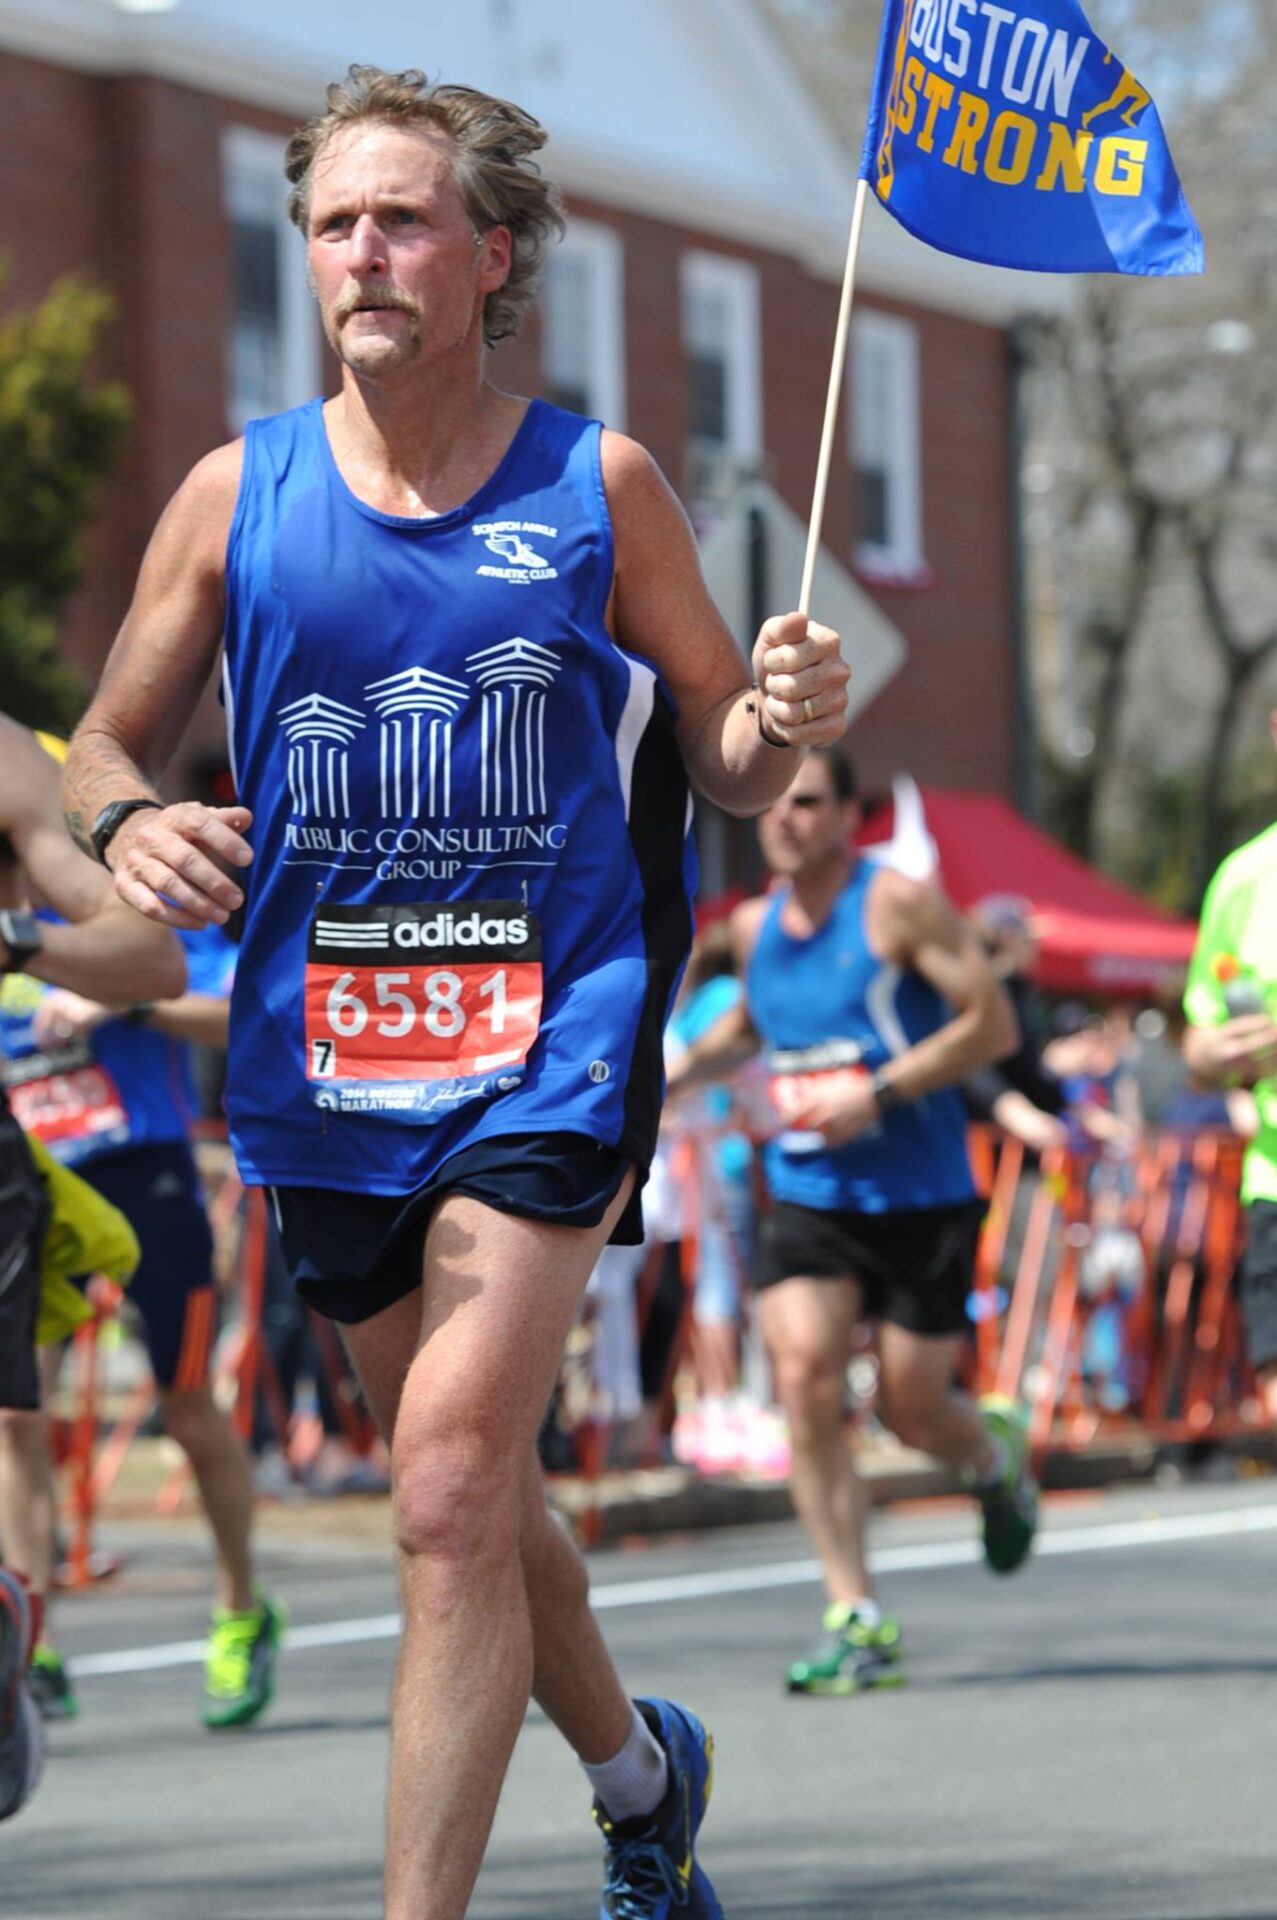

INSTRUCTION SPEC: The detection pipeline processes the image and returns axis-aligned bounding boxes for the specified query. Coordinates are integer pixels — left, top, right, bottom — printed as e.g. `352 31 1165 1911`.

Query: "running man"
1184 708 1277 1429
62 66 850 1920
1 912 283 1728
668 748 1039 1694
0 716 184 1820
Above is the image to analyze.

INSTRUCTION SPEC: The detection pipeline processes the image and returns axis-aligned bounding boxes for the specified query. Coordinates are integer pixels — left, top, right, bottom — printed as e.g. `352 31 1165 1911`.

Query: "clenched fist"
752 612 850 747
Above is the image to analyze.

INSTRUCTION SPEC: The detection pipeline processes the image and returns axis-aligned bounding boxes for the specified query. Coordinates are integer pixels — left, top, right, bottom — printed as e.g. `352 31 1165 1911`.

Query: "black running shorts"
0 1109 47 1410
1240 1198 1277 1374
756 1197 986 1337
270 1130 641 1325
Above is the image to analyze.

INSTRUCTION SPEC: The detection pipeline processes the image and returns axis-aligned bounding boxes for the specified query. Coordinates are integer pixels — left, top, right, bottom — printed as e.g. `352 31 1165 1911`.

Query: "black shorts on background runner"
1240 1199 1277 1373
271 1131 642 1325
756 1197 986 1337
0 1107 46 1411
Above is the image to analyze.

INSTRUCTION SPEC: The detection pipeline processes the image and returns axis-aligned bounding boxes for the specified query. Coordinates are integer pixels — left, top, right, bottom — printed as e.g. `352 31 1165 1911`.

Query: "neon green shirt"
1184 821 1277 1204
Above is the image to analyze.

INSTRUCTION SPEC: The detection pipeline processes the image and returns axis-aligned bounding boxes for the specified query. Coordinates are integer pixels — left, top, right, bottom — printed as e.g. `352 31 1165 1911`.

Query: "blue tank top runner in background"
747 860 976 1213
220 398 696 1194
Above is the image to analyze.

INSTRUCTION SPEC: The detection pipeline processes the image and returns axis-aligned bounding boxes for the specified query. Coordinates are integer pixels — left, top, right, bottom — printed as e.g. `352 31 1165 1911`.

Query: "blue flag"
859 0 1204 276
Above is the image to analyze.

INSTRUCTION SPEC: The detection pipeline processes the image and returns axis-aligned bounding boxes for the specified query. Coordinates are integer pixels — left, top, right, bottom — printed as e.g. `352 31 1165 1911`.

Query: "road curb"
547 1438 1164 1545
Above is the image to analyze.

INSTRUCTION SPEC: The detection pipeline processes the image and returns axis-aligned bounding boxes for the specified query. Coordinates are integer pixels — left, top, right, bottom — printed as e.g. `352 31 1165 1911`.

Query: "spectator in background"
666 924 755 1436
1183 765 1277 1430
962 897 1070 1155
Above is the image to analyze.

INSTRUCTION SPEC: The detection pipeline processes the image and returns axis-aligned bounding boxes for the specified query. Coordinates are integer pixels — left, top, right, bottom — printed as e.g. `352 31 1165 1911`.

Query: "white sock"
582 1703 669 1824
851 1597 882 1629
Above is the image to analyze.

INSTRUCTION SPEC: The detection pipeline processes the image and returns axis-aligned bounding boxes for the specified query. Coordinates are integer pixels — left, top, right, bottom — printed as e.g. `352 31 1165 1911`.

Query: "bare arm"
873 873 1019 1098
33 988 228 1051
62 443 254 928
0 718 186 1002
665 900 769 1094
665 997 762 1096
787 871 1017 1145
602 435 850 815
989 1088 1069 1154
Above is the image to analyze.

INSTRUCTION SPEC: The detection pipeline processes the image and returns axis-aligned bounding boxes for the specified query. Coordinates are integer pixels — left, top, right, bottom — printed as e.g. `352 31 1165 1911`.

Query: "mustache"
331 282 420 325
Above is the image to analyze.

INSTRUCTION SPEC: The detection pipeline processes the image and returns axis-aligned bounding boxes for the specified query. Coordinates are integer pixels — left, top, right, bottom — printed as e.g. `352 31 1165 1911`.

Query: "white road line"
70 1501 1277 1680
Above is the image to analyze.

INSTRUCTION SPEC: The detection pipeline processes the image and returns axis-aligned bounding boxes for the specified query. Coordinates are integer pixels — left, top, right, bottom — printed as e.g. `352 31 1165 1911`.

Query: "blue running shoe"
594 1697 723 1918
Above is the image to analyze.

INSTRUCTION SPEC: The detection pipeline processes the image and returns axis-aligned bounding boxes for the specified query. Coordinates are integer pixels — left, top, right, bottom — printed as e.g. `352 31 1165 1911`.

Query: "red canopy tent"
856 782 1197 997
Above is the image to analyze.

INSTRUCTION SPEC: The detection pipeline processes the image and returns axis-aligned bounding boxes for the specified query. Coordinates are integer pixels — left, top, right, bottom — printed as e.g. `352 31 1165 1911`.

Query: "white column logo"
277 693 367 819
366 667 470 818
467 638 563 818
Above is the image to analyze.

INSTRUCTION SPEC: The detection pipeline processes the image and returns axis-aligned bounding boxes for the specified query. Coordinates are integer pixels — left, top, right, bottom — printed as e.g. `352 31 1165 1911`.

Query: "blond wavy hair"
285 65 565 347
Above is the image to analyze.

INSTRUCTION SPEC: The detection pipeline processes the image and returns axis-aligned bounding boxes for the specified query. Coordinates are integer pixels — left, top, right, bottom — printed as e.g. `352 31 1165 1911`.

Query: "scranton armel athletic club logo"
473 518 559 584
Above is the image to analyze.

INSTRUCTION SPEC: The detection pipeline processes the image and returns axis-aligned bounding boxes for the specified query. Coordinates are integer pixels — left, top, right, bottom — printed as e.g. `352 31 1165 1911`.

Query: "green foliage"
0 266 130 730
1107 763 1201 914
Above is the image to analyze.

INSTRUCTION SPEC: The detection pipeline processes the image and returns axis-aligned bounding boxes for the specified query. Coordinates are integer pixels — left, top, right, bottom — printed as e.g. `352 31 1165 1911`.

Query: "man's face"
757 761 856 879
305 122 511 380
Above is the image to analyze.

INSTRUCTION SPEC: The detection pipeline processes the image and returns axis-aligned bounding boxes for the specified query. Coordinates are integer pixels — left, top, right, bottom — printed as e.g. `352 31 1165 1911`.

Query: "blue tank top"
746 861 975 1212
221 398 696 1193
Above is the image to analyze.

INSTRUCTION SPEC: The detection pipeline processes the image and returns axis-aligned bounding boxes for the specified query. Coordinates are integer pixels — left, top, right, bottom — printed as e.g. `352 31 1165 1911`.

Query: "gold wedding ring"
803 697 815 724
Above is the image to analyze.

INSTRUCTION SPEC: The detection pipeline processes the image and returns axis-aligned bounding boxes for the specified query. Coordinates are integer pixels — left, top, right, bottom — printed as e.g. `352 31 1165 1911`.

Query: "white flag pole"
799 175 871 619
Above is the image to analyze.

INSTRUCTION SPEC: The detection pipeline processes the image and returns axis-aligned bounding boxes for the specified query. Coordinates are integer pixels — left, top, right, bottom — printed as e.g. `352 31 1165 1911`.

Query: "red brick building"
0 0 1046 881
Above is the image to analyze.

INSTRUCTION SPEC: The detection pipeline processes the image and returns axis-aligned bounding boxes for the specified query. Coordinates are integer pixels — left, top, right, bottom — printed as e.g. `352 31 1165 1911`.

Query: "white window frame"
222 126 320 433
850 310 924 579
542 220 626 429
680 251 763 481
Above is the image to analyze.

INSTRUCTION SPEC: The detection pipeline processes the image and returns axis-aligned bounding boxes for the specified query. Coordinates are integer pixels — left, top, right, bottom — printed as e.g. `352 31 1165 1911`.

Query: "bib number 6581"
325 968 510 1042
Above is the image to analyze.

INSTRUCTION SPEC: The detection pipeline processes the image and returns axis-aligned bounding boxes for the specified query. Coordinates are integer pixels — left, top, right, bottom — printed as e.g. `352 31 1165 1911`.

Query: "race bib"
303 902 543 1123
3 1044 131 1157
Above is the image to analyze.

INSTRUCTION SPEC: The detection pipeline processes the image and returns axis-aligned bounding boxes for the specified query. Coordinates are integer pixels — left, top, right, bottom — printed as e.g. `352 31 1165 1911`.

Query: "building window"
680 252 762 513
222 128 320 433
851 311 924 580
542 222 626 428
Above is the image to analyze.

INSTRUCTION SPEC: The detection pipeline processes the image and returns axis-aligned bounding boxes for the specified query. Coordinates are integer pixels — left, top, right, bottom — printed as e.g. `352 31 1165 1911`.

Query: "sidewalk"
87 1429 1181 1553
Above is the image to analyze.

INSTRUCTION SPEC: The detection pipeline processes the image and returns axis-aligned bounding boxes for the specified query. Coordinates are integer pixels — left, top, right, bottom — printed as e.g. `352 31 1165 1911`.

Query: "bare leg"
0 1409 55 1608
876 1325 996 1475
342 1177 635 1920
159 1386 256 1613
758 1276 871 1605
693 1319 739 1402
518 1451 632 1763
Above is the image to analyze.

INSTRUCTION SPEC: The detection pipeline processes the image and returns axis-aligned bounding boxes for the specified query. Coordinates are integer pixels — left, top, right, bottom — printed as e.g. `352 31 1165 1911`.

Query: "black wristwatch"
0 908 43 975
89 798 163 866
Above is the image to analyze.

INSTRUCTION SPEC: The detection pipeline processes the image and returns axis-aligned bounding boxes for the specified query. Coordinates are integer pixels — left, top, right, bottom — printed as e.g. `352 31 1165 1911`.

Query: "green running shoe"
976 1396 1039 1575
28 1645 78 1722
202 1592 285 1729
785 1602 904 1696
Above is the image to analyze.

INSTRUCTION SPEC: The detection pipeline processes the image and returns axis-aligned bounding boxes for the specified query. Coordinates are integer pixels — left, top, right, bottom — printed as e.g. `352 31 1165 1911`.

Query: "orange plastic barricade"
973 1127 1257 1462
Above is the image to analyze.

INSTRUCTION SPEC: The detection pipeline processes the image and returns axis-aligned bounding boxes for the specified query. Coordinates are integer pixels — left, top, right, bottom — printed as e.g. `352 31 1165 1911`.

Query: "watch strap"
0 908 43 974
90 798 164 866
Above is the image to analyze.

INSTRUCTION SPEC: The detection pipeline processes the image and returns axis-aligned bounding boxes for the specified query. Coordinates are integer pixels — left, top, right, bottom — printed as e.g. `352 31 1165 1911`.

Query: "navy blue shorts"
81 1142 218 1391
270 1131 642 1325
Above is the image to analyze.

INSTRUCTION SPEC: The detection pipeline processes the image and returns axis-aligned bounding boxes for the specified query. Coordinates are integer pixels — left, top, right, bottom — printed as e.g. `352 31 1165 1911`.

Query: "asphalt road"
6 1479 1277 1919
